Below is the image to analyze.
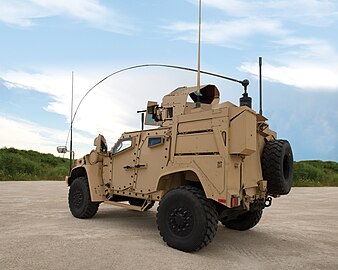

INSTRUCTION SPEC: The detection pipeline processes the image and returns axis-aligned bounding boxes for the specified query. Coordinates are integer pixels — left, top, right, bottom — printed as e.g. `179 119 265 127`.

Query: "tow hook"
265 197 272 207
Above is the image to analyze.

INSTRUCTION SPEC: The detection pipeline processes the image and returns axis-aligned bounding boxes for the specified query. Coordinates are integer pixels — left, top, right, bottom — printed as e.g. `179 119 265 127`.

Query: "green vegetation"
0 147 337 186
0 147 69 181
293 160 338 187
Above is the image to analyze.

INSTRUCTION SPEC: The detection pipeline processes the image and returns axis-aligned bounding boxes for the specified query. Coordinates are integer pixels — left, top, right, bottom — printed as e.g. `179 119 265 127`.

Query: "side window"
112 138 133 154
166 107 173 119
148 137 164 148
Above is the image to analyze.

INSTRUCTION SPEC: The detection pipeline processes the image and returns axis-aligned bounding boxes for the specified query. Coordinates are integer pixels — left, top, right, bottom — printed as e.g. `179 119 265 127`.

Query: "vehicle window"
148 137 164 147
112 138 133 154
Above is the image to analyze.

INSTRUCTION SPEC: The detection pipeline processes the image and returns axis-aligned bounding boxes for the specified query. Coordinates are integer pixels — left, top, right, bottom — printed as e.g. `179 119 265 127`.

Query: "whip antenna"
70 71 74 172
196 0 202 108
259 57 263 115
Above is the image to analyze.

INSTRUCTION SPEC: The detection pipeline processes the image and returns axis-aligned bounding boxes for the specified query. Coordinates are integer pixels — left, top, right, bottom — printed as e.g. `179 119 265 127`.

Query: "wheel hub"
169 207 193 237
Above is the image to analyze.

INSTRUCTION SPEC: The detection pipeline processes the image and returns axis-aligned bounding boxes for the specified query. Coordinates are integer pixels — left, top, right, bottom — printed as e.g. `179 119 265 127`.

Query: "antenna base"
240 93 252 108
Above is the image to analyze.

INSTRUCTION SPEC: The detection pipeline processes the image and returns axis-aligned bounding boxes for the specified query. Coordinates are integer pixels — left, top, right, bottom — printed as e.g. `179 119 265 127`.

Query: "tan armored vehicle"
64 84 293 252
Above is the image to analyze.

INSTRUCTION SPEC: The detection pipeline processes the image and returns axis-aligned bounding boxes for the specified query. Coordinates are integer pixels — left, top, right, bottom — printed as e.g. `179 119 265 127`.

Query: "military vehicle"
59 83 293 252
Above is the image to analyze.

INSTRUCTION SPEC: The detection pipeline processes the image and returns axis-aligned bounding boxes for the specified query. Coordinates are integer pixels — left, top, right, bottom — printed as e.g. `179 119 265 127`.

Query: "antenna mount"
240 79 252 108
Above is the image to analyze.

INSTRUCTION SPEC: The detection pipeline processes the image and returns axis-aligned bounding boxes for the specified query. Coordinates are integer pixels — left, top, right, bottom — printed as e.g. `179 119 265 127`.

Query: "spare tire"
262 140 293 195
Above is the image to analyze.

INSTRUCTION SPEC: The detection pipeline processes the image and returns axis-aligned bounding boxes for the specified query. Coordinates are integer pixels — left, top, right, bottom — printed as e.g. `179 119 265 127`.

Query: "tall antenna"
70 71 74 172
259 57 263 115
196 0 202 108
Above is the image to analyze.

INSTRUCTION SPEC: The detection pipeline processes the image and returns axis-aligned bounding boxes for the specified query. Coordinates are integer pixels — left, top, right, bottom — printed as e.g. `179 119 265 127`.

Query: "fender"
156 163 220 202
69 164 105 202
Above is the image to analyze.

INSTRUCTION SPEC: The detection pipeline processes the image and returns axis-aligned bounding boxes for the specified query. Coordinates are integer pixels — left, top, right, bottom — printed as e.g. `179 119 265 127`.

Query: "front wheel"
220 209 263 231
68 176 99 219
156 186 218 252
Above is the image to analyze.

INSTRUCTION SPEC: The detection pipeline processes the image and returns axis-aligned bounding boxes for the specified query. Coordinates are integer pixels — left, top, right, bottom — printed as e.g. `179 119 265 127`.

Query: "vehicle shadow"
198 226 304 259
91 206 298 257
93 206 158 231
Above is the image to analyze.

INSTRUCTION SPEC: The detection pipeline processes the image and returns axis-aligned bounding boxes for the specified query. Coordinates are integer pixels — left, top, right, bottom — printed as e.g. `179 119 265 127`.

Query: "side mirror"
57 146 68 154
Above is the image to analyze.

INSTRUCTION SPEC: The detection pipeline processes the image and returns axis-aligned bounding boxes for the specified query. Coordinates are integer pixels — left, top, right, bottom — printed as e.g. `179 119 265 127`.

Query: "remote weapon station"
58 3 293 252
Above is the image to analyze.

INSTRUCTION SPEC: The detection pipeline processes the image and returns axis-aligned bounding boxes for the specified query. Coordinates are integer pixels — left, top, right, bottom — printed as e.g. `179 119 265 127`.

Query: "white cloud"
1 69 132 138
165 18 287 47
198 0 338 26
0 0 136 33
239 36 338 91
0 114 92 157
173 0 338 47
240 61 338 91
172 0 338 92
1 66 205 154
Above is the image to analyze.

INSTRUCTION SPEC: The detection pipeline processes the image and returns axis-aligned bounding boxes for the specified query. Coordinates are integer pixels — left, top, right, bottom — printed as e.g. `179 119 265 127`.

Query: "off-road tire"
220 209 263 231
129 198 155 211
156 186 218 252
262 139 293 196
68 176 99 219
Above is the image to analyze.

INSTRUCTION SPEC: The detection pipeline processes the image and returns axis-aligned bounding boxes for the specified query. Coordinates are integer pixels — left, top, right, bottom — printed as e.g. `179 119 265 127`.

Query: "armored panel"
175 132 218 154
177 119 212 133
229 110 257 155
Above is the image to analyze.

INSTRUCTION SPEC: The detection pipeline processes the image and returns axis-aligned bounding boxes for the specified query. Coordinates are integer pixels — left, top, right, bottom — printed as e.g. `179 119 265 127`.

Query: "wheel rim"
168 207 194 237
72 189 84 209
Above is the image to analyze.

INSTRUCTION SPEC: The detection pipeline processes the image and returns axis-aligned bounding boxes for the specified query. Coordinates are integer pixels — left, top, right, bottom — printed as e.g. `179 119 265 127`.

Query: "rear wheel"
156 186 218 252
262 139 293 196
220 209 263 231
68 176 99 219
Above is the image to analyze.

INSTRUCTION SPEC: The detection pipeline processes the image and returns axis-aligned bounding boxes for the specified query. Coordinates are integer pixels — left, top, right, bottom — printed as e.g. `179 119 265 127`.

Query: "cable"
64 63 247 147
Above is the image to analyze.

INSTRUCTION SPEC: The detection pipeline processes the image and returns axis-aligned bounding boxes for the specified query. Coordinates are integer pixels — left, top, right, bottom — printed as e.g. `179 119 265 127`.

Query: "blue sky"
0 0 337 161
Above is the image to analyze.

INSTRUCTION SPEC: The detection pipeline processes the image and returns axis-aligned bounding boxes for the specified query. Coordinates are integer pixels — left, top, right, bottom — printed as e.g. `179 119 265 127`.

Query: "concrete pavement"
0 182 337 270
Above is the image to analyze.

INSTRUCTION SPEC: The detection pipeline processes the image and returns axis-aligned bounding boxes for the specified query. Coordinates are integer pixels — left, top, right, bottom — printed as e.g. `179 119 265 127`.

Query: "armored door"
133 128 170 193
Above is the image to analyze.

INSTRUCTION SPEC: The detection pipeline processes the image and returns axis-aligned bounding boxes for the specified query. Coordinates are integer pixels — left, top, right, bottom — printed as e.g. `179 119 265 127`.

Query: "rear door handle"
135 164 146 168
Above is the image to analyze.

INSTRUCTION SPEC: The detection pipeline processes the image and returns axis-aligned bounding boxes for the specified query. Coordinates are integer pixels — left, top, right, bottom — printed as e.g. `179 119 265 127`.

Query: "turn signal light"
231 195 240 207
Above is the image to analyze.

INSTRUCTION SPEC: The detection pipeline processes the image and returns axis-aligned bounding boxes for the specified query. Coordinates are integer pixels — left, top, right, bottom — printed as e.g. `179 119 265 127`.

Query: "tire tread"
262 140 293 195
156 186 218 252
69 176 99 219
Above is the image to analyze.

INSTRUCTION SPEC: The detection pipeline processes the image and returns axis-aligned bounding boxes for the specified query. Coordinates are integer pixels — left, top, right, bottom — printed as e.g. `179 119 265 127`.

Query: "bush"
0 147 69 181
293 160 338 187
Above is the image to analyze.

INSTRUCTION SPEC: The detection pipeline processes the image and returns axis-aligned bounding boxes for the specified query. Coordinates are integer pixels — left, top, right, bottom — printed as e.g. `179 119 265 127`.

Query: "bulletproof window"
112 138 133 154
167 107 173 118
148 137 164 148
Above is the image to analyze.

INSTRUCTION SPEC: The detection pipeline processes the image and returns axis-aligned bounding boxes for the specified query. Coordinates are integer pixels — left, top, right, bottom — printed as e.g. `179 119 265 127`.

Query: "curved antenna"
64 63 248 146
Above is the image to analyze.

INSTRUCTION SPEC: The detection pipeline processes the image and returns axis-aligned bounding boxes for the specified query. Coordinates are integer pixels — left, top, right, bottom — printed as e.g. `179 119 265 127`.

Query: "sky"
0 0 337 161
